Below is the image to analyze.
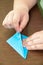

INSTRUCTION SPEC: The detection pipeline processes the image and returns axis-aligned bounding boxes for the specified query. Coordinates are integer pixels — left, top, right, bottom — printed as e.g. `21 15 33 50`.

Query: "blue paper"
6 32 28 59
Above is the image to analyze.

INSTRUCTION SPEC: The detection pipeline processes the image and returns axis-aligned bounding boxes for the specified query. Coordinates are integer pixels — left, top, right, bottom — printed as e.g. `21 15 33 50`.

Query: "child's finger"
2 11 14 28
20 13 29 32
26 44 43 50
26 32 40 42
6 11 14 28
12 13 20 32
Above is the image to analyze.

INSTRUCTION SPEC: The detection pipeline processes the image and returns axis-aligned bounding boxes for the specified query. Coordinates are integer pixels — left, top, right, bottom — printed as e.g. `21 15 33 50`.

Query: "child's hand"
2 0 37 32
2 1 29 32
23 31 43 50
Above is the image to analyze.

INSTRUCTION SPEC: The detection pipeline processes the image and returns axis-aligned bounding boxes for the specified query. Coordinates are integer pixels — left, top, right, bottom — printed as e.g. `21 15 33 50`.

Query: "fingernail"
31 46 35 48
19 28 22 32
16 27 20 32
22 40 27 48
27 41 32 46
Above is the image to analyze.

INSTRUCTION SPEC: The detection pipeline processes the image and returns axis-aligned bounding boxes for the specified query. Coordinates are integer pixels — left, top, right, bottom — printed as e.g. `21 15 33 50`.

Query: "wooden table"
0 0 43 65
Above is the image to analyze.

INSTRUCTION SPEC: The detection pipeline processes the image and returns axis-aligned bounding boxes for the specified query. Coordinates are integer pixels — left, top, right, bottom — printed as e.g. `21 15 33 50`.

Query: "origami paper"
6 32 28 59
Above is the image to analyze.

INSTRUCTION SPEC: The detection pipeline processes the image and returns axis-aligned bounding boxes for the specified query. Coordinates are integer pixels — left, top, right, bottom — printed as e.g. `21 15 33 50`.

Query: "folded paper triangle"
6 32 28 59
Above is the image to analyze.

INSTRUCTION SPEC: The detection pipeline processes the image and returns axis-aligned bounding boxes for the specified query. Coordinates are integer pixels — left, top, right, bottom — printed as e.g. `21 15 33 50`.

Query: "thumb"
20 13 29 32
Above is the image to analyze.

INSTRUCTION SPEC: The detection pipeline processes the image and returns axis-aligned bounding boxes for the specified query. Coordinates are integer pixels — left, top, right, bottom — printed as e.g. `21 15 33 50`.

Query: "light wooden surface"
0 0 43 65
